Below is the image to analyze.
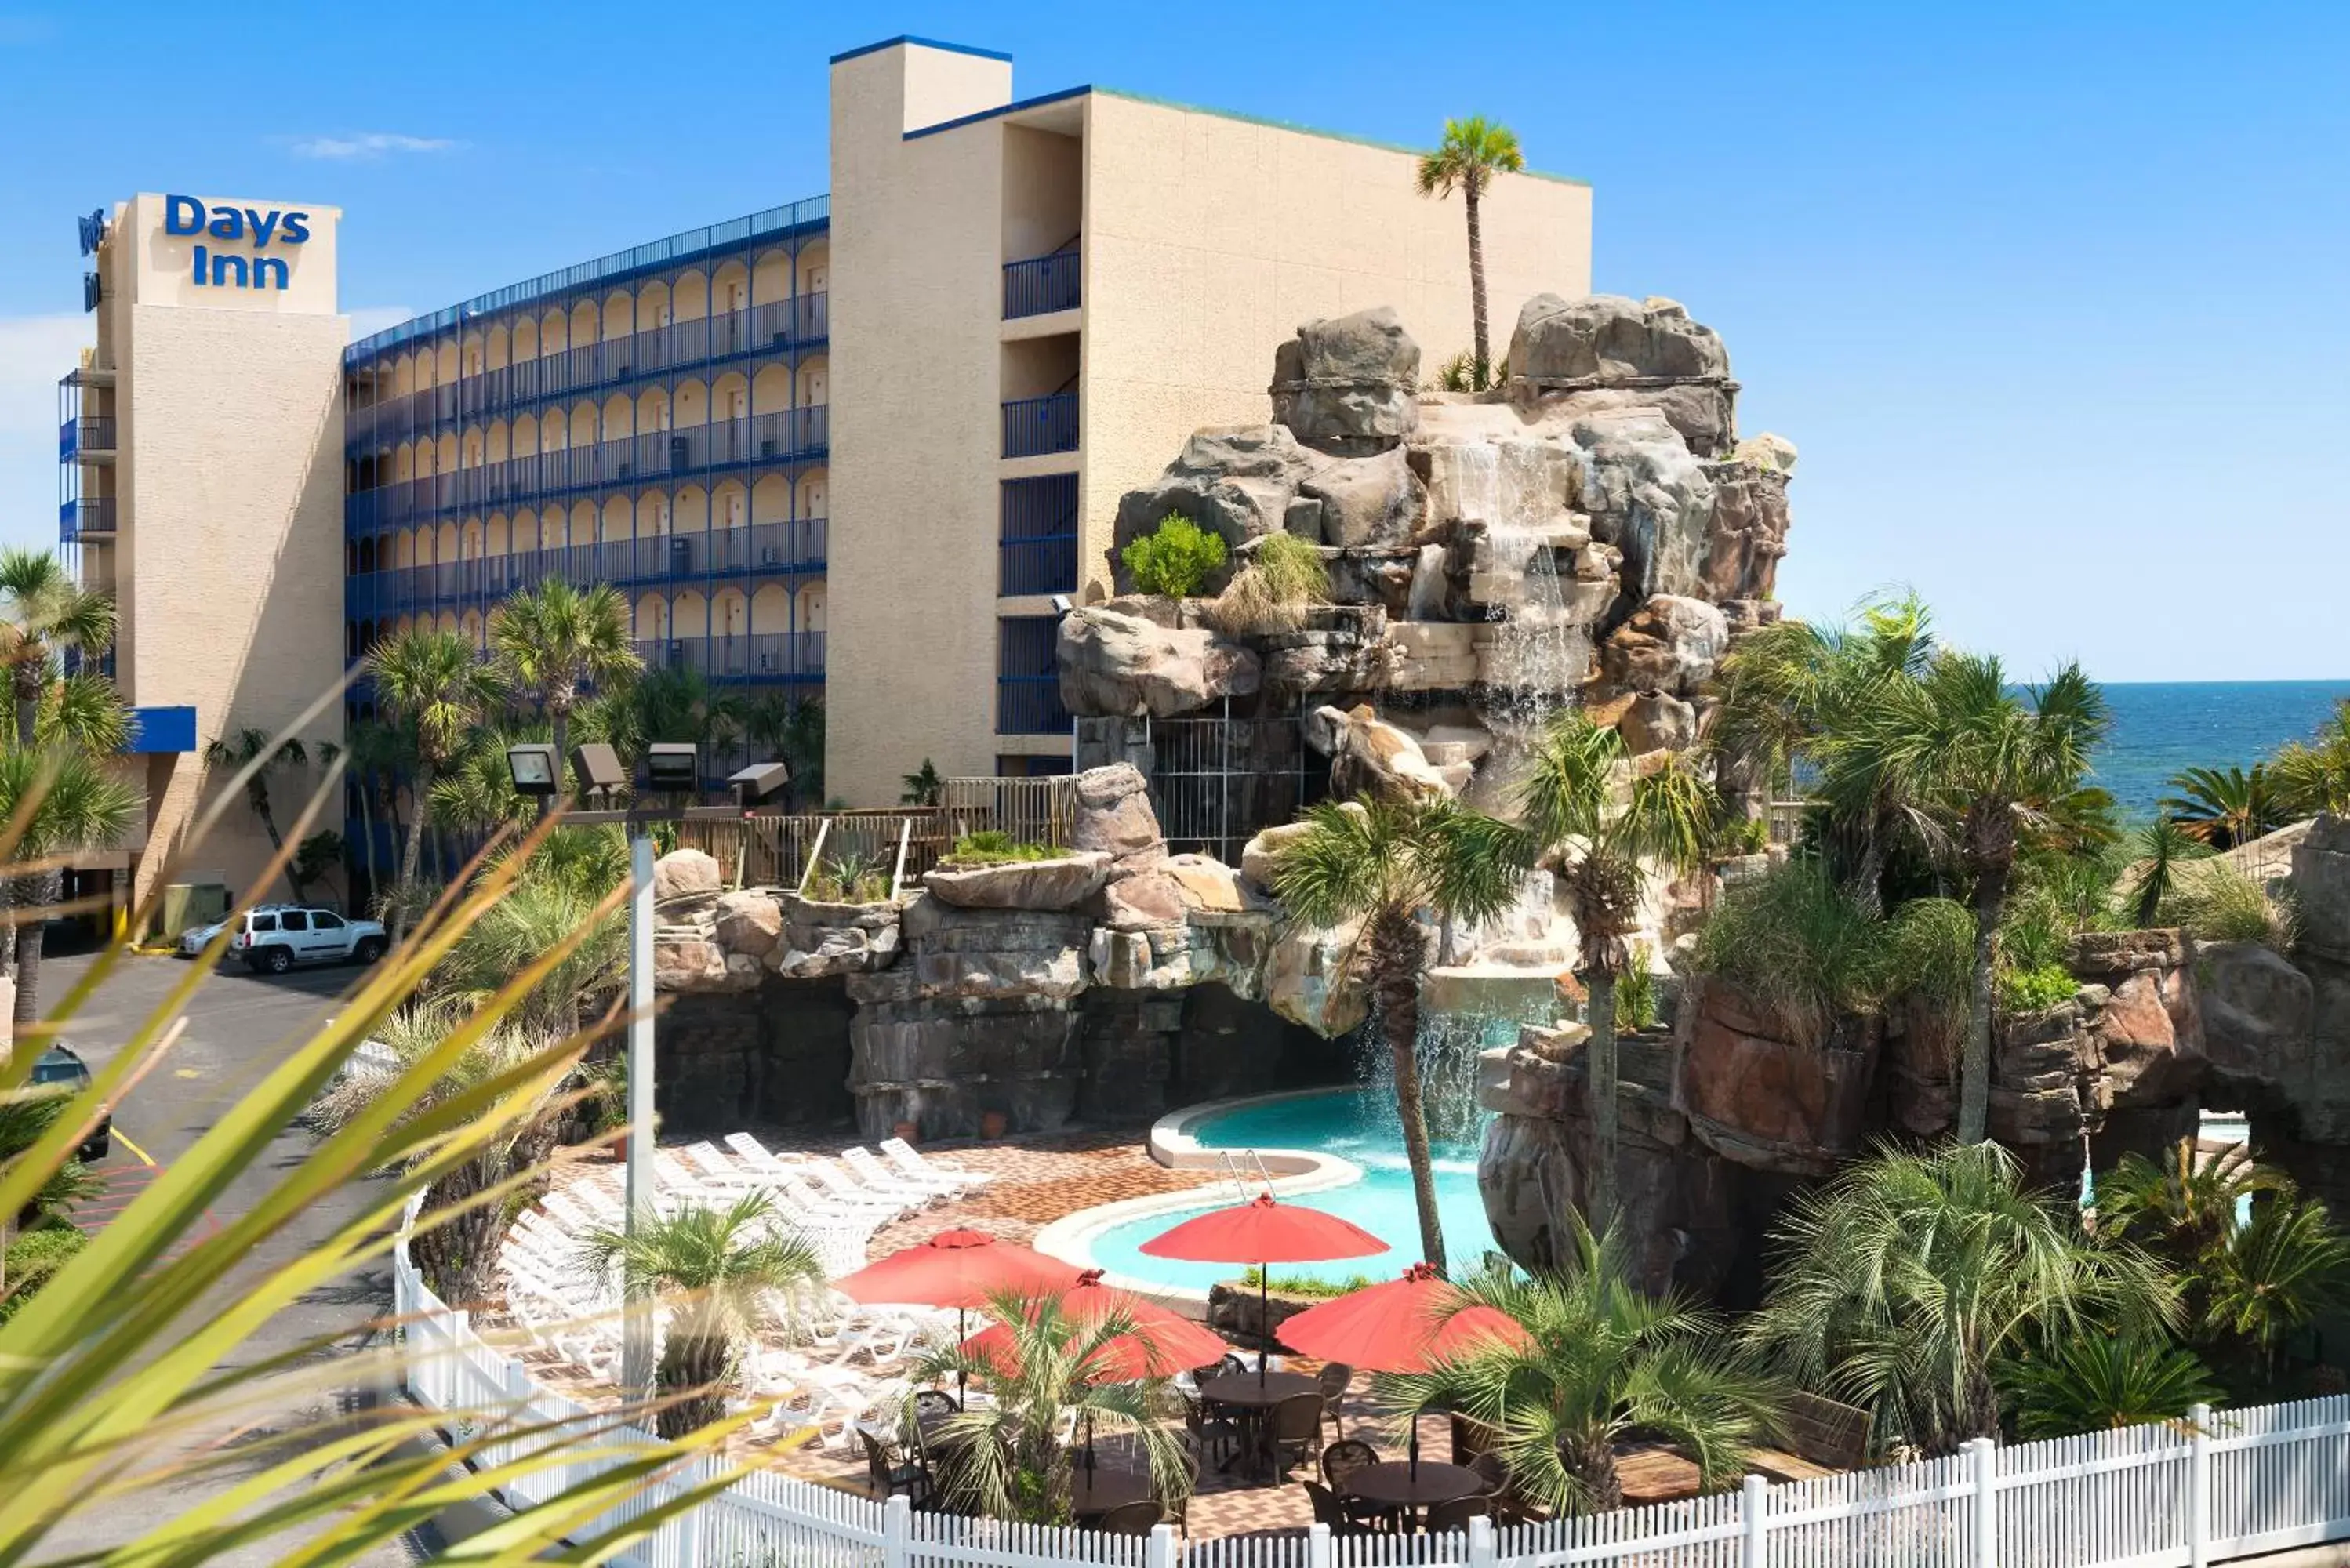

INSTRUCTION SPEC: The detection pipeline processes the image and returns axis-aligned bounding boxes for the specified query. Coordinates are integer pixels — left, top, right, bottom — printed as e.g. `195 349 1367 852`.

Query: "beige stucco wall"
826 42 1017 805
1076 93 1592 604
105 194 347 904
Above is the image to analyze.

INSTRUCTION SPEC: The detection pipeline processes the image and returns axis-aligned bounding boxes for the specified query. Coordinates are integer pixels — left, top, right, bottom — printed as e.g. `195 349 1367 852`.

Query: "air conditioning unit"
666 640 687 659
758 654 779 673
759 440 779 459
760 546 784 565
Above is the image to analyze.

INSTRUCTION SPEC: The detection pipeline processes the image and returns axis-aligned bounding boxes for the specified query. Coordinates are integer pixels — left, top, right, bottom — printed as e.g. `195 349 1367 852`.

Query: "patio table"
1068 1467 1152 1520
1197 1371 1320 1479
1341 1461 1482 1530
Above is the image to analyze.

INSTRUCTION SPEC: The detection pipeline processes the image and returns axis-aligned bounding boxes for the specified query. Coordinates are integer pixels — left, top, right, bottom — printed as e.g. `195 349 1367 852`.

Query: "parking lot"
34 947 423 1564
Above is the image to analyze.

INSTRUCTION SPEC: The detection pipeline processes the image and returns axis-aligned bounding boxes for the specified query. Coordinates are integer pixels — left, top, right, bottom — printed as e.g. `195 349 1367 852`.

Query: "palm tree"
1272 798 1527 1272
2269 700 2350 818
743 691 823 809
307 996 575 1308
2160 764 2282 850
2097 1138 2290 1269
202 728 314 898
365 627 499 941
435 866 628 1036
2123 815 2214 928
1745 1141 2174 1455
489 579 641 809
1709 590 1938 913
2002 1333 2220 1440
1518 712 1716 1228
1825 654 2108 1142
342 717 410 905
901 758 943 808
2196 1192 2350 1391
910 1289 1193 1523
0 547 114 747
1415 116 1526 389
1381 1224 1780 1515
578 1192 825 1439
0 746 135 1029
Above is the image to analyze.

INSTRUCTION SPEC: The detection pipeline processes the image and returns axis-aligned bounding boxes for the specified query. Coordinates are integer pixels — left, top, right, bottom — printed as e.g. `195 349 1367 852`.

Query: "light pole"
506 739 790 1409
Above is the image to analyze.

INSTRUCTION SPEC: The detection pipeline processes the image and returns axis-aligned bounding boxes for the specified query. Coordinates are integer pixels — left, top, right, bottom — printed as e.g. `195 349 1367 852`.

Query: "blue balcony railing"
999 536 1079 597
344 294 830 448
347 518 826 619
344 408 828 533
59 416 114 459
631 631 825 681
60 498 115 540
1003 250 1080 320
1001 394 1077 459
1000 472 1079 595
63 646 115 681
997 677 1071 735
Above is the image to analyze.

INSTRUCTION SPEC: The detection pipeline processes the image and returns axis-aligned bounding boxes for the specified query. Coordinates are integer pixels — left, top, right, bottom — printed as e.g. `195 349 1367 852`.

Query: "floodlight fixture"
506 744 559 797
1050 593 1073 614
572 742 627 794
645 742 700 793
728 760 791 810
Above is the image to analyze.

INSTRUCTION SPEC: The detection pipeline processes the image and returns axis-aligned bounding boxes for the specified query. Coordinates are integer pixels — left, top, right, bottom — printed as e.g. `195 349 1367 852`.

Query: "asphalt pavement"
31 946 431 1565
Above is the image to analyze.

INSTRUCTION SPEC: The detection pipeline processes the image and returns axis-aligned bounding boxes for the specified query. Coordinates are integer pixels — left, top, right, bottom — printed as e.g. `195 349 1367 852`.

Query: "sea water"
2092 681 2350 820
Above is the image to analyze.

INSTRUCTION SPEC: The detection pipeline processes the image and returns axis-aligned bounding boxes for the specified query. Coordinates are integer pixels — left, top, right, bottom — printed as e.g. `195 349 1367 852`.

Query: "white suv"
229 907 389 974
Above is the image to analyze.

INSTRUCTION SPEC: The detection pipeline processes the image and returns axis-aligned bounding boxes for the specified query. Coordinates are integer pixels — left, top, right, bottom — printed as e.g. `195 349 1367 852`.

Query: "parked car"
179 904 293 957
29 1043 110 1161
227 907 390 974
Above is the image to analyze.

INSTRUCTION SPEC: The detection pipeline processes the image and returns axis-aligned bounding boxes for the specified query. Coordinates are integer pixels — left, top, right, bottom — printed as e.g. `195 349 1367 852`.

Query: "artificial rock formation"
649 767 1348 1142
1070 294 1792 832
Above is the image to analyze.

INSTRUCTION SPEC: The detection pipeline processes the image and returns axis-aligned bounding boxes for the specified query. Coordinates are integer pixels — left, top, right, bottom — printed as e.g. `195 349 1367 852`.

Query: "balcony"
345 408 828 532
1001 393 1077 459
1000 472 1079 595
1003 250 1080 320
345 293 829 446
632 632 824 681
346 518 826 617
997 677 1072 735
63 646 116 681
59 416 115 459
60 498 116 541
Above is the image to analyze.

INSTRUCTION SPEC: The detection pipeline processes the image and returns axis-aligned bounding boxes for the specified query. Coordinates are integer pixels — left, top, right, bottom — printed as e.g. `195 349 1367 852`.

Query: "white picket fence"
393 1234 2350 1567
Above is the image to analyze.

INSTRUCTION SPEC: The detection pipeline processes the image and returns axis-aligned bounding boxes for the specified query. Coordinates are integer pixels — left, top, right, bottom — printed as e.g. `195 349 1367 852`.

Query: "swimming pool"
1085 1087 1496 1293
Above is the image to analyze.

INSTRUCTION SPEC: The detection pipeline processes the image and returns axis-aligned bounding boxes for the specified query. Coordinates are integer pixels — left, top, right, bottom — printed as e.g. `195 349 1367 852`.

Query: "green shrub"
803 848 892 902
1712 815 1771 858
1204 532 1330 636
1238 1266 1380 1299
1885 897 1975 1062
2163 862 2298 951
1121 515 1226 597
1618 943 1660 1033
1690 859 1888 1046
0 1224 88 1324
1998 961 2079 1015
939 830 1059 869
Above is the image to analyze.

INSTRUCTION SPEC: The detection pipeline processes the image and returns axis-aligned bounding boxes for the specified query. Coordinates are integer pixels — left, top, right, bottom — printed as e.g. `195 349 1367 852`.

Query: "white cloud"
292 132 459 160
0 314 94 554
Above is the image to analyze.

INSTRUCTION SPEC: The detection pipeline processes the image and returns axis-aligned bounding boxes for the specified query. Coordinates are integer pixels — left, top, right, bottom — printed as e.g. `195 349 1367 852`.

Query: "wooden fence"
675 777 1079 893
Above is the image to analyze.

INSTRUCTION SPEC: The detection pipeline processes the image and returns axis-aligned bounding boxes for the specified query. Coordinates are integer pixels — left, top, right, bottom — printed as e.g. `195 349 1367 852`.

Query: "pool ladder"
1215 1148 1277 1202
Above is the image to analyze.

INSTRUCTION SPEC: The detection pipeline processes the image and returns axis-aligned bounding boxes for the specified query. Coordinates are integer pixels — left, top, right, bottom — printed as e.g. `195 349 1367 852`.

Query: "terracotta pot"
979 1110 1008 1141
892 1120 920 1145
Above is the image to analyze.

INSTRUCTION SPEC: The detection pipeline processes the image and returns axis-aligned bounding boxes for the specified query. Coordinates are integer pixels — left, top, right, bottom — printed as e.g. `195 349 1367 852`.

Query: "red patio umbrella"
1276 1264 1531 1478
1139 1193 1389 1385
834 1228 1086 1399
1274 1263 1530 1374
960 1272 1230 1384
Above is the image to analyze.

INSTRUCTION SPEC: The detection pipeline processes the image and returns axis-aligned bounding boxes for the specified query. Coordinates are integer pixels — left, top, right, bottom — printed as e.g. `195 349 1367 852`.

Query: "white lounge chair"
881 1137 996 1193
844 1145 961 1202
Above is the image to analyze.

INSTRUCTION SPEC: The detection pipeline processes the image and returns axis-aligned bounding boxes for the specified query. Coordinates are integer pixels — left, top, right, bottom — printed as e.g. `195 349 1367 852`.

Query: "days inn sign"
162 194 314 291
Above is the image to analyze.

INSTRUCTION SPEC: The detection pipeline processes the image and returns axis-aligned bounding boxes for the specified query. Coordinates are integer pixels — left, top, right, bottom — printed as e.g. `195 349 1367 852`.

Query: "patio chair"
800 1158 924 1218
1469 1450 1509 1495
913 1388 961 1417
820 1149 943 1208
1303 1482 1372 1537
1265 1392 1325 1479
879 1136 996 1192
1320 1439 1378 1492
1427 1494 1493 1534
1094 1501 1164 1537
859 1428 930 1504
1180 1392 1240 1467
1316 1361 1353 1439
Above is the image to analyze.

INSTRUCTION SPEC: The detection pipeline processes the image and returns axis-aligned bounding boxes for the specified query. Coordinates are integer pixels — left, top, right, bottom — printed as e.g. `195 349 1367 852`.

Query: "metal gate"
1142 704 1327 864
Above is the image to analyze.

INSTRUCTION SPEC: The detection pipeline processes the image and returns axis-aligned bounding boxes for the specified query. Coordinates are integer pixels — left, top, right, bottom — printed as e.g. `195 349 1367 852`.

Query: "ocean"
2091 681 2350 821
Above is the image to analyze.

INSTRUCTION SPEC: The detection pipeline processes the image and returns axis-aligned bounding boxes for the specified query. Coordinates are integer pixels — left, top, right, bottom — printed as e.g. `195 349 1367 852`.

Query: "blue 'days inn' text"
164 195 312 291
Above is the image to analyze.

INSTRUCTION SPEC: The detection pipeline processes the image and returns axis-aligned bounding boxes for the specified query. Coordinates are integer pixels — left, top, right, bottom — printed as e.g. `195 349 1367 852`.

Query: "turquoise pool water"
1087 1088 1495 1293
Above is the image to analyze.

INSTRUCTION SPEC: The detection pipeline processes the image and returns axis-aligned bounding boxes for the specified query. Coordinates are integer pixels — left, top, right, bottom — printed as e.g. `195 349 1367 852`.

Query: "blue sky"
2 2 2343 681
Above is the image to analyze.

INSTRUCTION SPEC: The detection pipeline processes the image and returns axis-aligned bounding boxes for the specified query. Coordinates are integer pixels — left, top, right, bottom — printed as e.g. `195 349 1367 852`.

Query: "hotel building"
58 37 1591 909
